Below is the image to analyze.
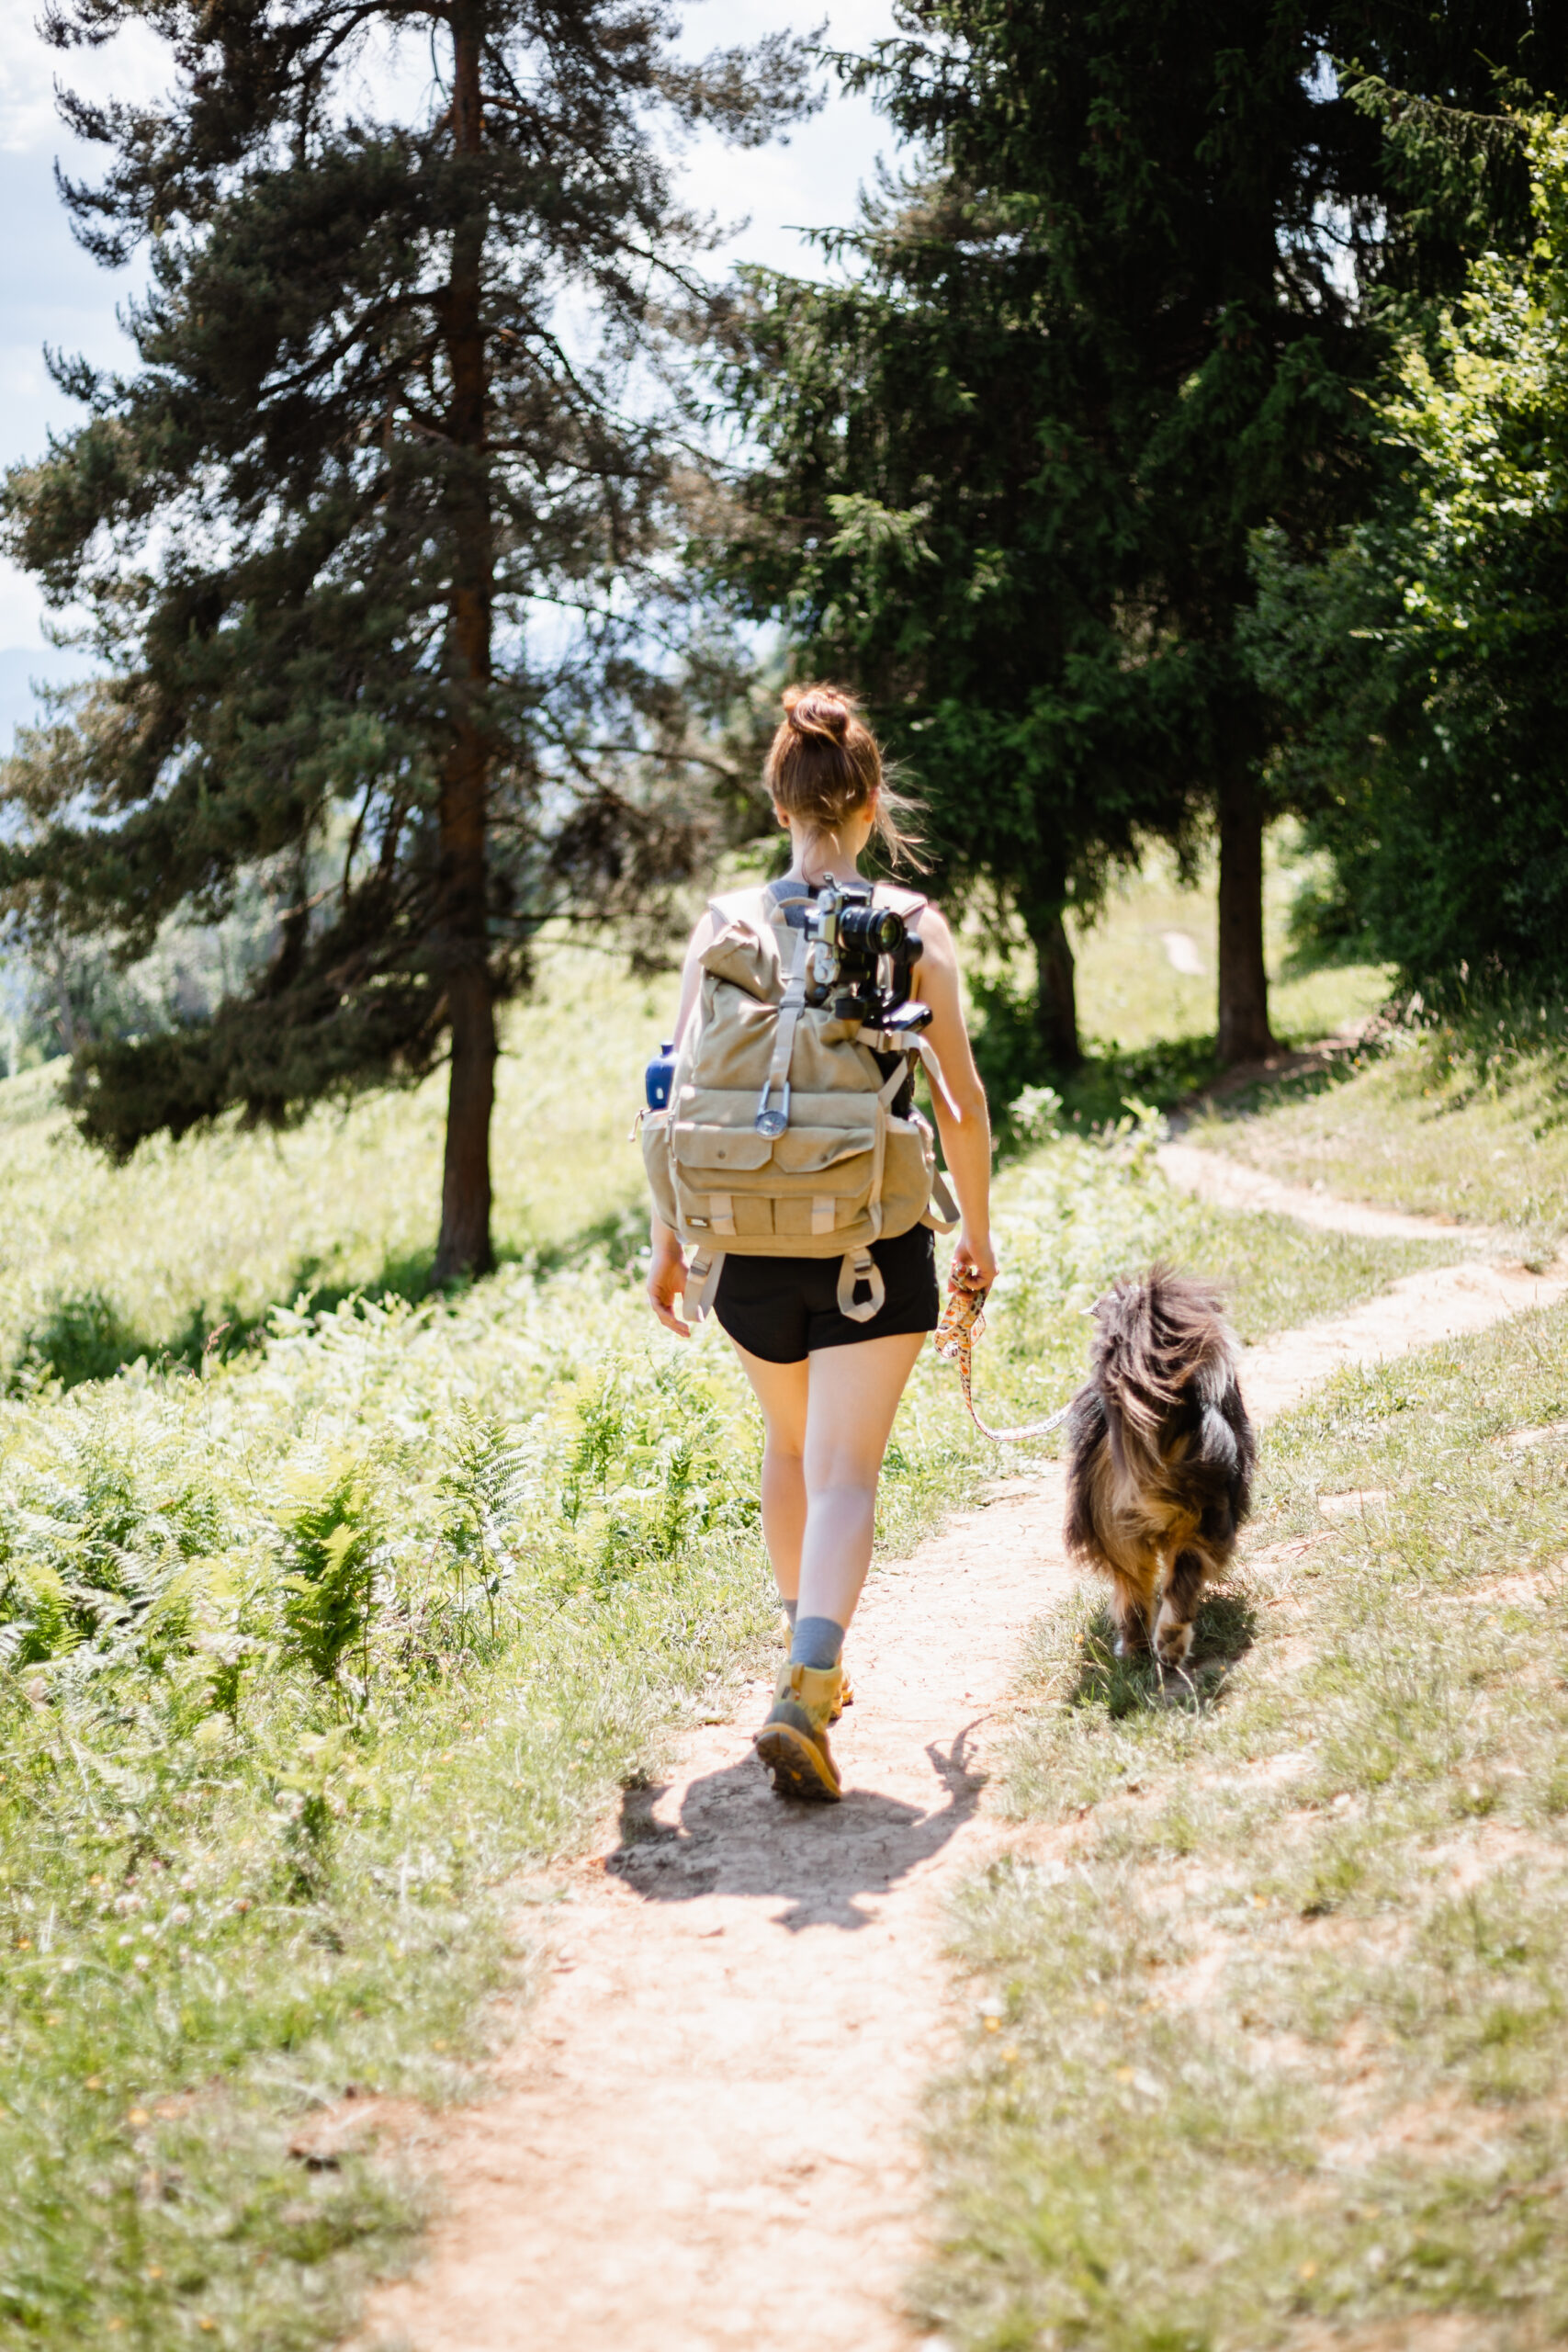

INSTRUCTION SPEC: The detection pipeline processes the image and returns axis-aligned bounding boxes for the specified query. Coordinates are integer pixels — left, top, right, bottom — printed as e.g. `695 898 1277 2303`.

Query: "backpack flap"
670 1124 777 1173
699 919 784 1004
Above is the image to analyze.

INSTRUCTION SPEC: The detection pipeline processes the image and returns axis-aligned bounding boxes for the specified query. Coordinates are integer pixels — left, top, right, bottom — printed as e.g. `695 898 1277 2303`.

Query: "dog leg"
1155 1547 1207 1667
1111 1568 1155 1658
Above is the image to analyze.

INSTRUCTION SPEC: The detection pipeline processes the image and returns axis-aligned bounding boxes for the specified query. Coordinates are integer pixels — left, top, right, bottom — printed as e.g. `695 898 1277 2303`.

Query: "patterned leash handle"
934 1278 1076 1446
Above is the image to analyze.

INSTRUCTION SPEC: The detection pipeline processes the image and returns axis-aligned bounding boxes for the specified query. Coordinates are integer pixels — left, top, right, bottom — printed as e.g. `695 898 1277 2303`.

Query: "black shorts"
712 1224 940 1365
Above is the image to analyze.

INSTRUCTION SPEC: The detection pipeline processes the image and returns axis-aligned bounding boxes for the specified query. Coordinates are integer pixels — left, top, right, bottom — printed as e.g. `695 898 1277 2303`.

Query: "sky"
0 0 902 743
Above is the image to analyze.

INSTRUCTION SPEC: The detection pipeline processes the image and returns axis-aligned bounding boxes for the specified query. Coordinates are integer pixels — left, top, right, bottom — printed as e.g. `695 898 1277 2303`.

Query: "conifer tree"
718 2 1563 1069
2 0 804 1278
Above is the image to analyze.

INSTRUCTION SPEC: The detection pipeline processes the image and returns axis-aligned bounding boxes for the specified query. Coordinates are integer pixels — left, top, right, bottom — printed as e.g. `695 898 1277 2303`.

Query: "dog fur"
1064 1265 1256 1667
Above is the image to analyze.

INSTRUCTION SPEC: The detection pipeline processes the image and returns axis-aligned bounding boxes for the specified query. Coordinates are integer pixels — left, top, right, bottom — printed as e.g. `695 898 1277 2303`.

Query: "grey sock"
790 1615 844 1671
780 1596 798 1629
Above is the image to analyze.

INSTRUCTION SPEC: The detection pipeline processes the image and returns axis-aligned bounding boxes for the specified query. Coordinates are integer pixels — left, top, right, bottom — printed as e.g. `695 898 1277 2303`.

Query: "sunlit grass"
1068 831 1392 1065
0 946 663 1380
0 1090 1433 2346
1190 1025 1568 1252
922 1301 1568 2352
0 853 1459 2347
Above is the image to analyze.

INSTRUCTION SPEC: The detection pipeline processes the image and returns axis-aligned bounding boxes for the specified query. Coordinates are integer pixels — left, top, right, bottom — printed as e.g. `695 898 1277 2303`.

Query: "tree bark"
433 0 496 1285
1215 763 1274 1067
1026 903 1082 1073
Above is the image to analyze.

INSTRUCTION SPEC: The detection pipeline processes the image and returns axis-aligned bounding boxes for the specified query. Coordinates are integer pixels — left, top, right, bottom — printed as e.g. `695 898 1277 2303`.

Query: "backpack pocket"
640 1108 679 1228
670 1120 776 1173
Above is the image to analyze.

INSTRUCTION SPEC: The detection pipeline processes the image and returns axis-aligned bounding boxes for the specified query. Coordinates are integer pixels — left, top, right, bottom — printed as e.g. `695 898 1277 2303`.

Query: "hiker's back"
641 879 953 1316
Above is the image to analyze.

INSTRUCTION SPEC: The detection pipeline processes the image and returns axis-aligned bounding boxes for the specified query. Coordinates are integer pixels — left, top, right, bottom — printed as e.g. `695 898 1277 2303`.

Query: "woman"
647 685 996 1801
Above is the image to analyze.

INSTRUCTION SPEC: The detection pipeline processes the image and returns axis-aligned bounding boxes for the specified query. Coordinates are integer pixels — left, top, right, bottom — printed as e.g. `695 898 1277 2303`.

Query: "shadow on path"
606 1726 986 1931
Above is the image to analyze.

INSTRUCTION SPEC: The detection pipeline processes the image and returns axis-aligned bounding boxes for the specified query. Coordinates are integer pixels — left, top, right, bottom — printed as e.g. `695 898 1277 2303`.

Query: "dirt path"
1156 1136 1512 1247
355 1192 1565 2352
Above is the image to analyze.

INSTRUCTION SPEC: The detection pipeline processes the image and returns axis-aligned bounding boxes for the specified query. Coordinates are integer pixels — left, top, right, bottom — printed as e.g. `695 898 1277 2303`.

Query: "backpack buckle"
754 1078 791 1138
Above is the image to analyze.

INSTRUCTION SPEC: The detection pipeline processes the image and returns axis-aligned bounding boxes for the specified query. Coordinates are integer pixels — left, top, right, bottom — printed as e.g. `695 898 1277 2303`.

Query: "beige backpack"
641 881 958 1322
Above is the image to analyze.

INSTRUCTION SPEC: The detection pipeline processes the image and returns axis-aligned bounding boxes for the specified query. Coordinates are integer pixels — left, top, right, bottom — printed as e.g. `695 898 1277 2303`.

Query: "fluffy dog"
1064 1266 1255 1667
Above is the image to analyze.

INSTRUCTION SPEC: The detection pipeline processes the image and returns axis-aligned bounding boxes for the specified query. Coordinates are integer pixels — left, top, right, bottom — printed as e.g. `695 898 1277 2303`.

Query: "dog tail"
1090 1262 1234 1419
1091 1264 1252 1506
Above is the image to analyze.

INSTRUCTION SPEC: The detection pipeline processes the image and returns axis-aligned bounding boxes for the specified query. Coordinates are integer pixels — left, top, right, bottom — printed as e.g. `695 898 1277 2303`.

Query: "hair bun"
783 684 851 742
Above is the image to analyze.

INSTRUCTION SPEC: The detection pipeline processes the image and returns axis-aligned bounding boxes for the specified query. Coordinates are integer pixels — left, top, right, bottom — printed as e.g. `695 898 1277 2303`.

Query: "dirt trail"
1156 1136 1511 1248
355 1190 1566 2352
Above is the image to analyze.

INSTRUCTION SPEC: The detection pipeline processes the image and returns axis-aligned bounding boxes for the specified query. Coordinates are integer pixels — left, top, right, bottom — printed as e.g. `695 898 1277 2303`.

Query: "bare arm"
910 905 997 1290
647 907 721 1337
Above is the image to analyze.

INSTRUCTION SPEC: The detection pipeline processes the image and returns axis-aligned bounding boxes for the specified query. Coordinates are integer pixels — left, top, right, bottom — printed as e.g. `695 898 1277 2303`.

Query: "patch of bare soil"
349 1220 1568 2352
1497 1419 1568 1452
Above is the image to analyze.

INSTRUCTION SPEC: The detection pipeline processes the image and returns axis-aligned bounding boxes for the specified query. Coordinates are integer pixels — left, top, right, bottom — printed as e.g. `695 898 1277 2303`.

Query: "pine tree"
717 2 1563 1069
2 0 805 1278
711 168 1201 1074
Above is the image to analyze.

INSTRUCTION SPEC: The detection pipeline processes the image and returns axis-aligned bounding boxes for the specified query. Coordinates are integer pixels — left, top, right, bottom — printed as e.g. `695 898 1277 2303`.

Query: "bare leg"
728 1342 809 1605
797 1333 927 1634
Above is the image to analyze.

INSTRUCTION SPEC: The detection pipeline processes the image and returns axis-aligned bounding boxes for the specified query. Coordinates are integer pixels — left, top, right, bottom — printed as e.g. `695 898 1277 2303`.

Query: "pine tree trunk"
1026 903 1082 1073
433 0 496 1286
1215 763 1274 1068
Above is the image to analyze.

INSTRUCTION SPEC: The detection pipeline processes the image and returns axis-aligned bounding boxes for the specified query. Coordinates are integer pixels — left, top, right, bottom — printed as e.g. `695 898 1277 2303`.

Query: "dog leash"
934 1277 1076 1445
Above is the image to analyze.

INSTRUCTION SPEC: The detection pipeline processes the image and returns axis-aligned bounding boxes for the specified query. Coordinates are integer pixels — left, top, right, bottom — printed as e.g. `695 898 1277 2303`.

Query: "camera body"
803 880 931 1036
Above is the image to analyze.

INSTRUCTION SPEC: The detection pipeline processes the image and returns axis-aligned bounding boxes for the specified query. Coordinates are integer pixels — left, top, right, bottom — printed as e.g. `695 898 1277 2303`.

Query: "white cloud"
0 565 48 649
0 3 169 153
675 0 903 276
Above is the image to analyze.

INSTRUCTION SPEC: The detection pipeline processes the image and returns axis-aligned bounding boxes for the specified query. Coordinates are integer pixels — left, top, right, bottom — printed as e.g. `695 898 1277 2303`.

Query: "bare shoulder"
908 897 958 967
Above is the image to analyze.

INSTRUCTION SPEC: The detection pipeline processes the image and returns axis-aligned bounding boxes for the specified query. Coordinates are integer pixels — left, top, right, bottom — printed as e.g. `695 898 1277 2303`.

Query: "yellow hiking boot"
754 1662 843 1803
779 1611 852 1718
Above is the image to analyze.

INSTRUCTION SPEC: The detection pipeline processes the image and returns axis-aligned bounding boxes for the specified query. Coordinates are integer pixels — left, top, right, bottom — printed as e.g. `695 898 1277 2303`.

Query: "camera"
803 880 931 1036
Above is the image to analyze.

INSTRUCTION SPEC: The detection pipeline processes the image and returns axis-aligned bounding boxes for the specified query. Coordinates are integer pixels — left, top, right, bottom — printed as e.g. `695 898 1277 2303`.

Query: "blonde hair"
763 683 924 869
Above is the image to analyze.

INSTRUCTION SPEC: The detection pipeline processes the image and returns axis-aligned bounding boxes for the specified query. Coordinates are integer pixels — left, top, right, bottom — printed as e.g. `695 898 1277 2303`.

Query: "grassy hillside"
0 835 1391 1388
1068 833 1389 1068
0 949 661 1384
1189 1028 1568 1254
0 1135 1439 2344
958 831 1393 1130
0 845 1459 2346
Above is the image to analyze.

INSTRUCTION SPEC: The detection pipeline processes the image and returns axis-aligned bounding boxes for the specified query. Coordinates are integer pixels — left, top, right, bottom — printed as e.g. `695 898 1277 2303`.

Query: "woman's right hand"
950 1228 998 1294
647 1226 692 1337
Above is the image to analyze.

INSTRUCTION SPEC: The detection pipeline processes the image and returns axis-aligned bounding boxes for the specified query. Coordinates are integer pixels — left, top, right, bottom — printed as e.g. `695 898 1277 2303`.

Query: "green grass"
0 857 1463 2347
967 831 1394 1136
0 945 661 1385
0 1092 1434 2346
920 1300 1568 2352
1069 834 1391 1068
1188 1022 1568 1256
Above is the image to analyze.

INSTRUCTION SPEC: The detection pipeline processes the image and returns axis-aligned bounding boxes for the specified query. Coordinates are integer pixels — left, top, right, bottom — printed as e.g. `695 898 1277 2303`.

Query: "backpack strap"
753 923 809 1136
923 1161 961 1231
835 1247 886 1324
859 1056 915 1243
682 1249 726 1322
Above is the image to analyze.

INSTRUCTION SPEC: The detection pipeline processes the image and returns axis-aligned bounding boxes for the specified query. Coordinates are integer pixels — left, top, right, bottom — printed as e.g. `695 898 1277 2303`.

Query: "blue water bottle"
645 1041 678 1113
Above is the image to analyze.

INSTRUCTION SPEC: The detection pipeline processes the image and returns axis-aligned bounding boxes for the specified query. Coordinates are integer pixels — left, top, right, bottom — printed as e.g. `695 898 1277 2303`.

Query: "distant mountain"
0 646 98 757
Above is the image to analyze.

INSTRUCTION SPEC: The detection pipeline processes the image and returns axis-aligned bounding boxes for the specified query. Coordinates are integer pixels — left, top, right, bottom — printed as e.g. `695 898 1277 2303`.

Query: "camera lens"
840 905 906 956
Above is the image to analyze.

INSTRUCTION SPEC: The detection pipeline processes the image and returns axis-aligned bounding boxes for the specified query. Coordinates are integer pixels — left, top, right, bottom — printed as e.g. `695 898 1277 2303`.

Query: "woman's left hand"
647 1234 692 1337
